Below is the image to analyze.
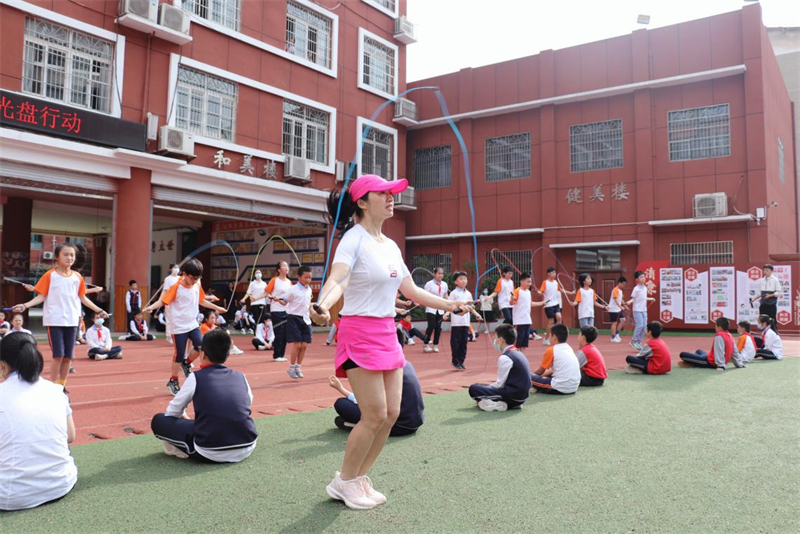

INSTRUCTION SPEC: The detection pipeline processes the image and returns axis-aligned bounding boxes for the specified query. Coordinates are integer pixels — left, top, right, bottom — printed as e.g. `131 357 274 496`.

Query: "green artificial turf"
2 360 798 534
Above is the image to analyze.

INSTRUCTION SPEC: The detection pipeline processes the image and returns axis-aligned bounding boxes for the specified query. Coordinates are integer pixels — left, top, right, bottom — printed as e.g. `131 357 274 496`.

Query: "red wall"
405 4 797 312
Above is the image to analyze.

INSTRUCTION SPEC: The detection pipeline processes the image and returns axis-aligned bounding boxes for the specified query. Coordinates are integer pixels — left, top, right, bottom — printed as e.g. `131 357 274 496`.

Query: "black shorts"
545 305 561 319
515 325 530 348
286 315 312 344
609 311 624 322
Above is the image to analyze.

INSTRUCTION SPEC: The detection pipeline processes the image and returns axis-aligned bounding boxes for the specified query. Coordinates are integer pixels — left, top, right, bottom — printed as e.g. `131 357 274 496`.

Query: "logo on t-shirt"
388 264 398 278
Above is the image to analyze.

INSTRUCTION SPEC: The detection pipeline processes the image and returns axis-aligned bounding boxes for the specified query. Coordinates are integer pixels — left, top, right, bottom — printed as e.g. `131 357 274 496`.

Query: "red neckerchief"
96 328 102 340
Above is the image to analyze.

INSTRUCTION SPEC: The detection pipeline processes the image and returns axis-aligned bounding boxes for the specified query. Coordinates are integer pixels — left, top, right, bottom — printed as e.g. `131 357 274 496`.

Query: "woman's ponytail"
327 187 365 239
0 332 44 383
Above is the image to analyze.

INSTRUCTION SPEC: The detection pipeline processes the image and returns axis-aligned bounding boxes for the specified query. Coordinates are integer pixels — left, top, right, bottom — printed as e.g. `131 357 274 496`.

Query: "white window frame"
168 55 337 174
180 0 240 32
175 0 338 78
355 116 398 182
361 0 399 19
175 66 238 141
569 119 624 173
285 1 334 70
667 103 731 162
357 28 399 100
670 241 734 265
2 0 125 118
282 99 331 165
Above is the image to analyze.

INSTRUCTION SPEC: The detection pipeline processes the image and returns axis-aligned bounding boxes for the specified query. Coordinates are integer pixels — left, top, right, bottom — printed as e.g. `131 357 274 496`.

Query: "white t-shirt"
247 279 268 306
34 269 86 327
495 278 514 309
285 282 312 325
163 274 180 293
0 373 77 510
266 277 293 313
161 278 206 335
512 287 532 325
449 287 473 327
607 286 624 313
256 322 275 343
480 294 494 311
539 279 562 307
333 224 410 318
549 343 581 394
424 279 449 315
575 288 597 319
630 284 647 313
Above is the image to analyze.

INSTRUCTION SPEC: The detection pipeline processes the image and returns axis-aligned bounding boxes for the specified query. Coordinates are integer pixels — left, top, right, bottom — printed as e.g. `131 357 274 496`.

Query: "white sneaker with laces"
326 472 377 510
478 399 508 412
163 442 188 459
287 365 298 379
118 335 126 341
433 346 440 353
358 475 387 505
407 338 416 345
274 357 288 362
229 345 244 355
423 345 433 353
94 352 107 361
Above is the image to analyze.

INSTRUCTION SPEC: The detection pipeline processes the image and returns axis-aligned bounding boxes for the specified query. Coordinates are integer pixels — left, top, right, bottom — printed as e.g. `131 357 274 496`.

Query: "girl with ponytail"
755 315 784 360
0 332 78 511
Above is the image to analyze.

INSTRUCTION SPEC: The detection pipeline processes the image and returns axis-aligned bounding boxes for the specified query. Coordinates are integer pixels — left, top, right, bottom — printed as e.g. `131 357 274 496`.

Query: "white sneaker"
610 336 621 343
274 357 288 362
630 340 642 351
478 399 508 412
229 346 244 355
256 345 266 351
542 339 551 346
533 333 543 341
407 338 416 346
287 365 299 379
433 346 440 353
163 442 188 459
94 352 107 361
326 472 377 510
295 366 304 378
358 475 387 505
625 365 644 374
423 345 433 353
118 335 126 341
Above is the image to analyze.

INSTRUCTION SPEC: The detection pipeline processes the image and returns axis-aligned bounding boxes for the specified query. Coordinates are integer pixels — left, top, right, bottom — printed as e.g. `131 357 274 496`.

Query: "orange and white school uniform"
161 278 206 364
737 332 757 363
34 269 86 360
530 343 581 395
494 278 515 324
575 288 598 327
511 287 533 349
540 280 562 320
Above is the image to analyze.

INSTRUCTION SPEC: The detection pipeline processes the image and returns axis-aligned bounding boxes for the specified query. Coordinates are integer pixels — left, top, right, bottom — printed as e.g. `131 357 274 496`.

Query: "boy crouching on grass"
468 323 531 411
151 329 258 462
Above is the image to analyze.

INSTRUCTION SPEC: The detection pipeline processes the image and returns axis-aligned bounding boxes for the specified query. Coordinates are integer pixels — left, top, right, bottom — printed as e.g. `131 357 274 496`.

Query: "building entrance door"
593 271 623 328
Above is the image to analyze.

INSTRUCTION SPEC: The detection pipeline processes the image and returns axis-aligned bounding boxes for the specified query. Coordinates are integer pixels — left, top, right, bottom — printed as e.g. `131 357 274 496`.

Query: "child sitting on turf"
624 321 671 375
575 325 607 386
150 328 258 462
736 321 757 363
397 314 426 346
329 361 424 436
755 315 783 360
252 313 275 352
679 317 744 371
122 311 155 341
530 324 580 395
468 323 531 411
283 265 313 379
85 316 122 361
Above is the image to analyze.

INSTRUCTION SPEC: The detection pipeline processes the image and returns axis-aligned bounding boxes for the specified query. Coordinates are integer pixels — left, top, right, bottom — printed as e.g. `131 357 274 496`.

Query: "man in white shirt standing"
757 264 782 326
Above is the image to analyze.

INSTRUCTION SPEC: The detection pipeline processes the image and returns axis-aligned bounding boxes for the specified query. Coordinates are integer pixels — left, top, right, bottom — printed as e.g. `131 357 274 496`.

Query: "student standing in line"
283 265 313 379
12 244 109 389
241 270 268 324
756 264 782 326
162 263 181 345
125 280 142 326
535 267 574 346
489 266 515 326
253 261 293 362
445 271 483 370
509 272 546 352
423 268 448 354
626 271 655 351
608 276 628 343
565 273 608 327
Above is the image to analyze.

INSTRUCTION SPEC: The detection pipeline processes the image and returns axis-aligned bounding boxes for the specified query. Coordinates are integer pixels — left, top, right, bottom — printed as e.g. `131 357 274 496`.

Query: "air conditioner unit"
158 125 195 159
393 16 417 44
693 193 728 218
43 251 54 260
284 156 311 184
120 0 158 22
393 185 416 211
158 3 190 34
393 97 418 127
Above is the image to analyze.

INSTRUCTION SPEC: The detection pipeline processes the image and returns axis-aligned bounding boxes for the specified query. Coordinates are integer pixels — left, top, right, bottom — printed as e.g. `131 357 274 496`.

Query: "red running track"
33 331 798 445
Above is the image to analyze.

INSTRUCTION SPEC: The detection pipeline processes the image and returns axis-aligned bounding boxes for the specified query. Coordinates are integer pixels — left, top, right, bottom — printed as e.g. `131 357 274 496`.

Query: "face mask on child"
94 319 104 326
483 289 488 295
255 273 262 280
171 268 179 276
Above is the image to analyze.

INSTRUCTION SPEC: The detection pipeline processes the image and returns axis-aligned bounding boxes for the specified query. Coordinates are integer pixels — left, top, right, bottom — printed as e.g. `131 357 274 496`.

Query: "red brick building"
0 0 416 326
405 4 799 331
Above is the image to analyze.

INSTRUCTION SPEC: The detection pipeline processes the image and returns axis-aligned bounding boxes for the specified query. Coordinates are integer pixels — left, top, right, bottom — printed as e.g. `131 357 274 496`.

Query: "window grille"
484 249 532 286
575 248 621 271
182 0 240 31
362 37 396 95
285 2 332 68
668 104 730 162
569 119 623 172
175 66 237 141
413 145 452 190
282 100 329 164
411 254 452 286
361 126 394 180
778 136 785 185
22 18 113 113
485 133 531 182
670 241 733 265
369 0 396 11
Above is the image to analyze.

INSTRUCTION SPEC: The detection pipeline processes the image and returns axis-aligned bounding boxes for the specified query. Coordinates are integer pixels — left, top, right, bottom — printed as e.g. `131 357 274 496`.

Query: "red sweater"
646 338 672 375
580 343 608 379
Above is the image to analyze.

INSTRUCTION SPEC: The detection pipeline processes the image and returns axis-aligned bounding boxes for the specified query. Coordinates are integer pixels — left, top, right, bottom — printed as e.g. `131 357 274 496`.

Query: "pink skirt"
334 316 405 378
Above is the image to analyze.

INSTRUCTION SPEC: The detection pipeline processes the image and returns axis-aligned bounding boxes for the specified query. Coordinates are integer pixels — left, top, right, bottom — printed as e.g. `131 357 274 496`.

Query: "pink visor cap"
349 174 408 201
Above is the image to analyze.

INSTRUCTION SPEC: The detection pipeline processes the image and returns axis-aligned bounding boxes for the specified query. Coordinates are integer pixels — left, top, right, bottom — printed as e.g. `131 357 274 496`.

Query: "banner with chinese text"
659 268 683 323
709 267 735 322
684 268 708 324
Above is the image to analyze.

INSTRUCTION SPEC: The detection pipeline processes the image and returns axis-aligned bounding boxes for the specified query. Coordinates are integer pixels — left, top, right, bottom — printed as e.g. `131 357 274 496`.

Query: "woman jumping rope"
311 175 472 510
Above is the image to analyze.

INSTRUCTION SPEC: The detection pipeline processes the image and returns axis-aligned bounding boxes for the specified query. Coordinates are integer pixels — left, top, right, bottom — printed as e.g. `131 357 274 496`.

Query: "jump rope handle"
451 301 478 315
312 304 323 315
